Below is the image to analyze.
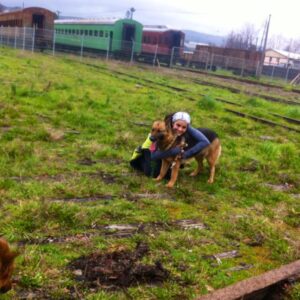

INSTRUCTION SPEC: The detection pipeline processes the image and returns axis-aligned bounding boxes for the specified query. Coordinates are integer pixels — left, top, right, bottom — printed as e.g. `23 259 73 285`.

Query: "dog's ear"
164 113 175 132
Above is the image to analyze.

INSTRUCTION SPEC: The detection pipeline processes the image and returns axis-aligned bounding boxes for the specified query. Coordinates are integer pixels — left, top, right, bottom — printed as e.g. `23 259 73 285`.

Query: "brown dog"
150 121 221 188
0 238 17 294
150 120 185 188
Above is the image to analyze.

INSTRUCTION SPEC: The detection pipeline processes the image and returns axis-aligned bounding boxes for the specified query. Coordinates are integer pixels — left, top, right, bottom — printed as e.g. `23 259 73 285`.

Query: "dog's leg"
207 144 221 184
166 160 180 188
207 161 215 184
190 155 204 177
155 159 171 181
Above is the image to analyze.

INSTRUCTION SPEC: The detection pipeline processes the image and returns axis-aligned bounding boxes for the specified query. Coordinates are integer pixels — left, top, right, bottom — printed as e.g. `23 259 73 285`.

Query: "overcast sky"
4 0 300 40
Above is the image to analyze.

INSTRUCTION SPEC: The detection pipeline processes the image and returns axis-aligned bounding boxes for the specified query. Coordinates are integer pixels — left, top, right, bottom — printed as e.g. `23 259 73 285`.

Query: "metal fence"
1 26 299 82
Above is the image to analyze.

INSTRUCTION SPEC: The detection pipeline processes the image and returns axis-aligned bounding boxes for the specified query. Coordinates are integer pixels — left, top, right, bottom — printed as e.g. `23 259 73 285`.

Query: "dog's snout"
149 135 157 142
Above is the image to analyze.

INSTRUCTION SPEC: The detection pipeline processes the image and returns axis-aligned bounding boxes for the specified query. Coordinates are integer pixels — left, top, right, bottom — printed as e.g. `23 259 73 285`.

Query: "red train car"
192 45 262 73
142 25 185 56
0 7 56 29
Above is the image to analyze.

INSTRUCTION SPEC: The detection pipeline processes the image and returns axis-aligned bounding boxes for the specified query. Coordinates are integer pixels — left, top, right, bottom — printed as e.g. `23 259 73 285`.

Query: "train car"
142 25 185 57
54 18 143 55
189 45 262 74
0 7 56 50
0 7 55 29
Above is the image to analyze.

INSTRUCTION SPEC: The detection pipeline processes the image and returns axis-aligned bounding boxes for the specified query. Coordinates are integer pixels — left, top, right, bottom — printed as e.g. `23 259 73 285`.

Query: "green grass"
0 47 299 299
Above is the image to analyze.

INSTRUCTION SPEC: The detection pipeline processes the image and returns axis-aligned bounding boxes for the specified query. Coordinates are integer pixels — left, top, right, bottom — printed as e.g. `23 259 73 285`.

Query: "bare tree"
225 24 258 50
225 23 259 50
267 34 288 50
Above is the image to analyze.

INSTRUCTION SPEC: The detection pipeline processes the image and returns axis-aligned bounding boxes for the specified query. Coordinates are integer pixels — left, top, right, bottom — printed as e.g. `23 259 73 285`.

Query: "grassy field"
0 47 299 299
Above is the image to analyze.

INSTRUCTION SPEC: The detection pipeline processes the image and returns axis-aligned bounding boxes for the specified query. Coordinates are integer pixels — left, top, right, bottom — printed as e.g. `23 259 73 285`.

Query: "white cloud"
4 0 300 39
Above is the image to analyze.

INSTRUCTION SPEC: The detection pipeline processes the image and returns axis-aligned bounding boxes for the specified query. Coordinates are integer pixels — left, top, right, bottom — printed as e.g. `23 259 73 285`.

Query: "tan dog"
0 238 17 294
150 121 221 188
150 120 185 188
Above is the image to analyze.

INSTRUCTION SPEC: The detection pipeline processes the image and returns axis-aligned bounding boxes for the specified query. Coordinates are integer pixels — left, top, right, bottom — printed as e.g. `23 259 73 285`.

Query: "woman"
130 112 210 178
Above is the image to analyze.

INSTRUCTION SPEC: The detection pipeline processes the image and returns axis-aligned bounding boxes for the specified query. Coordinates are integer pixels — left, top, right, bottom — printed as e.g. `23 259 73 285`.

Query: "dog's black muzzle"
150 133 165 142
149 135 157 142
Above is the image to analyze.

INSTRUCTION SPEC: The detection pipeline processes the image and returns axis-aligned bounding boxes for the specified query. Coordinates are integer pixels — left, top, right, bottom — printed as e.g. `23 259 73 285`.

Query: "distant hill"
183 30 226 47
0 3 21 12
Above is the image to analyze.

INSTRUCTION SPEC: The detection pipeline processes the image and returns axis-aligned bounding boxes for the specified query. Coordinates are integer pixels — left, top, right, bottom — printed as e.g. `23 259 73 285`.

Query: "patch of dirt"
264 183 294 192
239 159 260 172
19 219 207 245
77 158 97 166
123 192 174 202
88 171 119 184
52 194 115 203
68 242 170 289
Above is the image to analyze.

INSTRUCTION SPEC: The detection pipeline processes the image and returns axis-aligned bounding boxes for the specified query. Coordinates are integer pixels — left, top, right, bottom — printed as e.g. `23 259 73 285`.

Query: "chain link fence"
1 26 299 82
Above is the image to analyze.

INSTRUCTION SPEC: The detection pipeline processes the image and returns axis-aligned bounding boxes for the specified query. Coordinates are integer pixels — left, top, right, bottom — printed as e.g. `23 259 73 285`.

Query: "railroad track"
75 60 300 134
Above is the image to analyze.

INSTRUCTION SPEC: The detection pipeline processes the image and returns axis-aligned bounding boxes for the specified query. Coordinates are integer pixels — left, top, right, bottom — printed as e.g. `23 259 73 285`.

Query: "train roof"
55 18 124 25
0 7 55 15
143 25 183 32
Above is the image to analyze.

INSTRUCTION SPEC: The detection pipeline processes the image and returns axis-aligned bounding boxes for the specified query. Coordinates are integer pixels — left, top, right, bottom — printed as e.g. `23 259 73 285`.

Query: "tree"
225 23 259 50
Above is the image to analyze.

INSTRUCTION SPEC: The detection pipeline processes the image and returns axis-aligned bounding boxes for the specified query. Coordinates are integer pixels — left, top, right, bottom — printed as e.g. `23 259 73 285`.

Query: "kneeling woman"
130 112 210 178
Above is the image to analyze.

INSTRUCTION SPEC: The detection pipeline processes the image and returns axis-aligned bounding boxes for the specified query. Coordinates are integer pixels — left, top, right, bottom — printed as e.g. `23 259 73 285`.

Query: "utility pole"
256 14 271 78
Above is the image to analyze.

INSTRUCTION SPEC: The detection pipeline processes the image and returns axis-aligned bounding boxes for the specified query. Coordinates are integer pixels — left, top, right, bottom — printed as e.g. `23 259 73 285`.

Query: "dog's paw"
189 172 198 177
166 182 175 188
207 178 214 184
154 177 163 182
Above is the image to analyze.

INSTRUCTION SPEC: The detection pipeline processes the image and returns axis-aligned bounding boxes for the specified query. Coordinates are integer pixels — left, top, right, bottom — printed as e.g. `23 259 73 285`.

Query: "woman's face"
173 120 188 136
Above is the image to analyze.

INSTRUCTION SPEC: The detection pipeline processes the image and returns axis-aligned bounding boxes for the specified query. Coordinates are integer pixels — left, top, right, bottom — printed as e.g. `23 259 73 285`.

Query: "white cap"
172 112 191 124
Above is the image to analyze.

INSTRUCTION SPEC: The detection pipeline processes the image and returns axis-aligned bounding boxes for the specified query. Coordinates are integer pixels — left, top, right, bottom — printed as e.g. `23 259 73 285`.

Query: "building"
264 49 300 69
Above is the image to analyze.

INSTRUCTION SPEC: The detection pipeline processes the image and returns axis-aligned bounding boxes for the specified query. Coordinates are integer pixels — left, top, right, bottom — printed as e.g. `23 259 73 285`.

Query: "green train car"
54 18 143 54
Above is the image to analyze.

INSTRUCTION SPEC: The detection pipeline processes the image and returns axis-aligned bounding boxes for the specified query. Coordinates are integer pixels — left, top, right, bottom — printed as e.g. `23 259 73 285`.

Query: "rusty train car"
182 45 262 75
0 7 56 49
140 25 185 65
0 7 56 29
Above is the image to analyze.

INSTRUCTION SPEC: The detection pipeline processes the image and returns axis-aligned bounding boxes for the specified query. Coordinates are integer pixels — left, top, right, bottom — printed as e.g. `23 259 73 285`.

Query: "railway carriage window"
85 30 88 35
76 30 79 35
89 30 93 36
94 30 98 36
68 29 72 34
80 30 83 35
99 30 103 37
72 29 75 34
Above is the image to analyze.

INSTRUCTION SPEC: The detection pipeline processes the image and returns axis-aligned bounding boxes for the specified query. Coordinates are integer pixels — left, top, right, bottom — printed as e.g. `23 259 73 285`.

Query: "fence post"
271 65 275 79
80 35 84 61
52 29 56 56
106 36 110 61
204 52 209 70
14 27 17 48
209 54 214 71
241 60 245 76
285 66 290 82
153 44 158 67
130 40 134 64
31 27 35 53
22 27 26 51
170 47 175 68
0 26 2 46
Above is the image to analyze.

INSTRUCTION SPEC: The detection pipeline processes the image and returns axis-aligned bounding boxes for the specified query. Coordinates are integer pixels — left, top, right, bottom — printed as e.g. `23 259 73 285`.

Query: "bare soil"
68 242 170 289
